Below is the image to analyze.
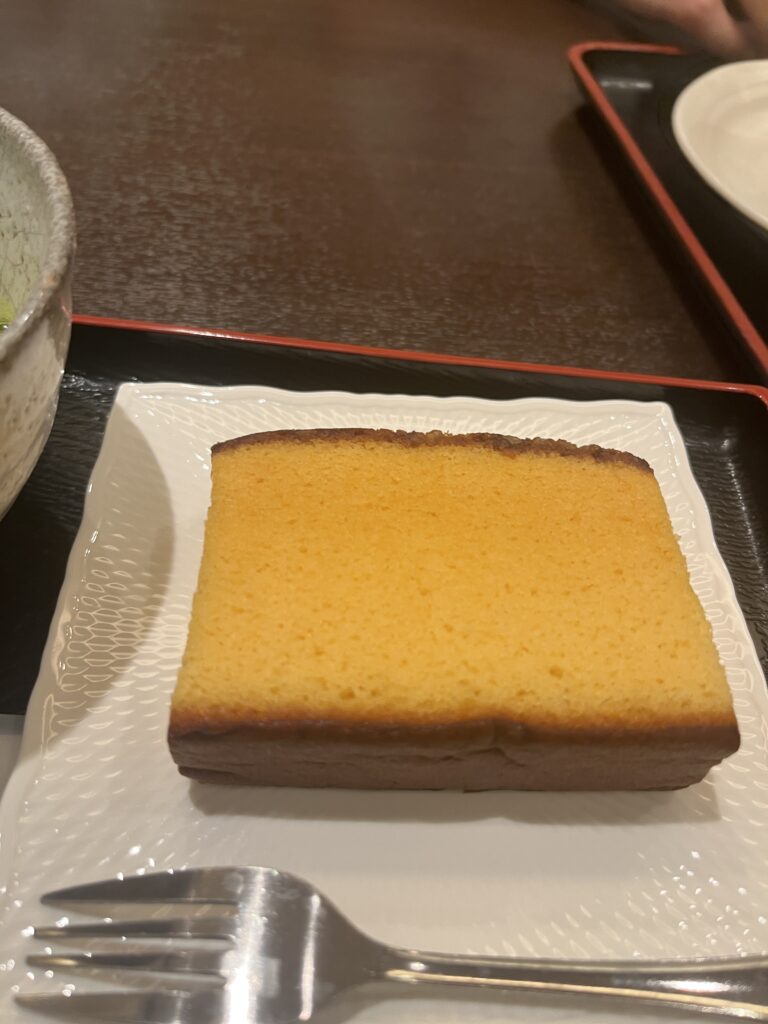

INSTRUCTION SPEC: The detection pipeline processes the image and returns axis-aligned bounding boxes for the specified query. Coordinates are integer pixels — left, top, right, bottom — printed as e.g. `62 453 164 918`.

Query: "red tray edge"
568 40 768 381
72 312 768 410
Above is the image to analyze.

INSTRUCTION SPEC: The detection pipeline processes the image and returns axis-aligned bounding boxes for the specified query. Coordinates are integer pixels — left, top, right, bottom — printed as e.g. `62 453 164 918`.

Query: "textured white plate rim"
672 59 768 233
0 383 755 889
2 382 767 1024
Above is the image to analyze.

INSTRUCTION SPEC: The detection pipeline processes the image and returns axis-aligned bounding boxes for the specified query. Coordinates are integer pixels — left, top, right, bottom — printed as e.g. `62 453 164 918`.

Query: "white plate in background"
1 383 767 1024
673 60 768 233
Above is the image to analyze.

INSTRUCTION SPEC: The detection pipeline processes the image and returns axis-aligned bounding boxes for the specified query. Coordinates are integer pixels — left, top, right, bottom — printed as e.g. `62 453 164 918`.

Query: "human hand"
615 0 768 57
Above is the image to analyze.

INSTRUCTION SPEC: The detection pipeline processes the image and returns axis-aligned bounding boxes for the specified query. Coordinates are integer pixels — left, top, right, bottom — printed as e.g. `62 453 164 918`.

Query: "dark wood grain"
0 0 750 379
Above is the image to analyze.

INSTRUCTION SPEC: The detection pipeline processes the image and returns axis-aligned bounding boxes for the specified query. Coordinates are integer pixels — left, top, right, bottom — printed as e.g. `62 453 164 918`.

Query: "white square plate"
1 384 767 1024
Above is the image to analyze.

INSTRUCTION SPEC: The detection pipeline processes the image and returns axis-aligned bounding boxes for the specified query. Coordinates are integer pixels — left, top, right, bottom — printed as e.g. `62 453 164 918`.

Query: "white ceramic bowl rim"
671 60 768 234
0 106 76 361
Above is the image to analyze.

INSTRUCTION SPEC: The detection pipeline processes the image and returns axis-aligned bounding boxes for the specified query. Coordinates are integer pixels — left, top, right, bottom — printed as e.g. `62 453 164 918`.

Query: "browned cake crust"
168 718 739 790
213 428 653 474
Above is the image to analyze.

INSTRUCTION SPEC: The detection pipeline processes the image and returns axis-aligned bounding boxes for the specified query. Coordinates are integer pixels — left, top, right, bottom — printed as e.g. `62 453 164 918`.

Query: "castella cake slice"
168 428 739 790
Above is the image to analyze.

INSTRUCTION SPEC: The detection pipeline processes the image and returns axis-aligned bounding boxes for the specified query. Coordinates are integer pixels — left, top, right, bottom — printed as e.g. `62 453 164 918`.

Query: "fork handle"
383 948 768 1019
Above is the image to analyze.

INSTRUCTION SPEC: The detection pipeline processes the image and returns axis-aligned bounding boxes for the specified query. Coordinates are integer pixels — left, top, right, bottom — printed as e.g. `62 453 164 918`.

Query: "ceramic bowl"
0 107 75 520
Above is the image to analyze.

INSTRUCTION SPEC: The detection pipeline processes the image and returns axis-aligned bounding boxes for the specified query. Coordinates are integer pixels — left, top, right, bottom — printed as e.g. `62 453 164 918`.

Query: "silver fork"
17 865 768 1023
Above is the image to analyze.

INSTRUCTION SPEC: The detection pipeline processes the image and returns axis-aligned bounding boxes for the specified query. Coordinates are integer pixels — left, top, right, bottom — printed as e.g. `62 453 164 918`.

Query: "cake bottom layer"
168 720 739 791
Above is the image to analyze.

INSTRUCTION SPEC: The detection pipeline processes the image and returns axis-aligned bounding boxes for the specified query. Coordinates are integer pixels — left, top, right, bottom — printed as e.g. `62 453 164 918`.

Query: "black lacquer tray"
570 42 768 382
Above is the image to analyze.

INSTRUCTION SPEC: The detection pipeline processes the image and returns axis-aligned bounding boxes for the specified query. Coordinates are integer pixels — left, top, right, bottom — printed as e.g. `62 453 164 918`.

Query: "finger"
671 0 754 57
617 0 753 56
734 0 768 51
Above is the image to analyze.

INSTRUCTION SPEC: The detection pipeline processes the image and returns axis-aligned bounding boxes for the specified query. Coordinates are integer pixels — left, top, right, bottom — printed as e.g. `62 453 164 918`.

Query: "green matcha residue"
0 297 14 329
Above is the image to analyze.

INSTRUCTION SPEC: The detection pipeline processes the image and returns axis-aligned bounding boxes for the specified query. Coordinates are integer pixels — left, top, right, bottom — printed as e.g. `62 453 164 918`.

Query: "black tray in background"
2 318 767 716
571 44 768 383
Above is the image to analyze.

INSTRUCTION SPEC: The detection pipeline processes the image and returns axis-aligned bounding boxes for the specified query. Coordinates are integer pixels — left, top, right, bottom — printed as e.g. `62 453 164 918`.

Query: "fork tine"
28 948 227 976
41 867 257 907
15 989 227 1023
33 916 237 940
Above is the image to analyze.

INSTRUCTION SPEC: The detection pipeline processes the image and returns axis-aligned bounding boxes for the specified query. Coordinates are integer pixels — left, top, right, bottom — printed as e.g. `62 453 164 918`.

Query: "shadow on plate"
188 776 722 826
16 404 175 746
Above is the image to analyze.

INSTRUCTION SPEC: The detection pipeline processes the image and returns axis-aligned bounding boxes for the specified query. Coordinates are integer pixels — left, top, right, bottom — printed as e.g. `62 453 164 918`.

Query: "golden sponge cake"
168 428 739 790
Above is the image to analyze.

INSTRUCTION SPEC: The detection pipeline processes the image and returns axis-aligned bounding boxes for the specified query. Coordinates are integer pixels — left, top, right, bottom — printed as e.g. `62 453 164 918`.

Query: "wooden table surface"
1 0 752 380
